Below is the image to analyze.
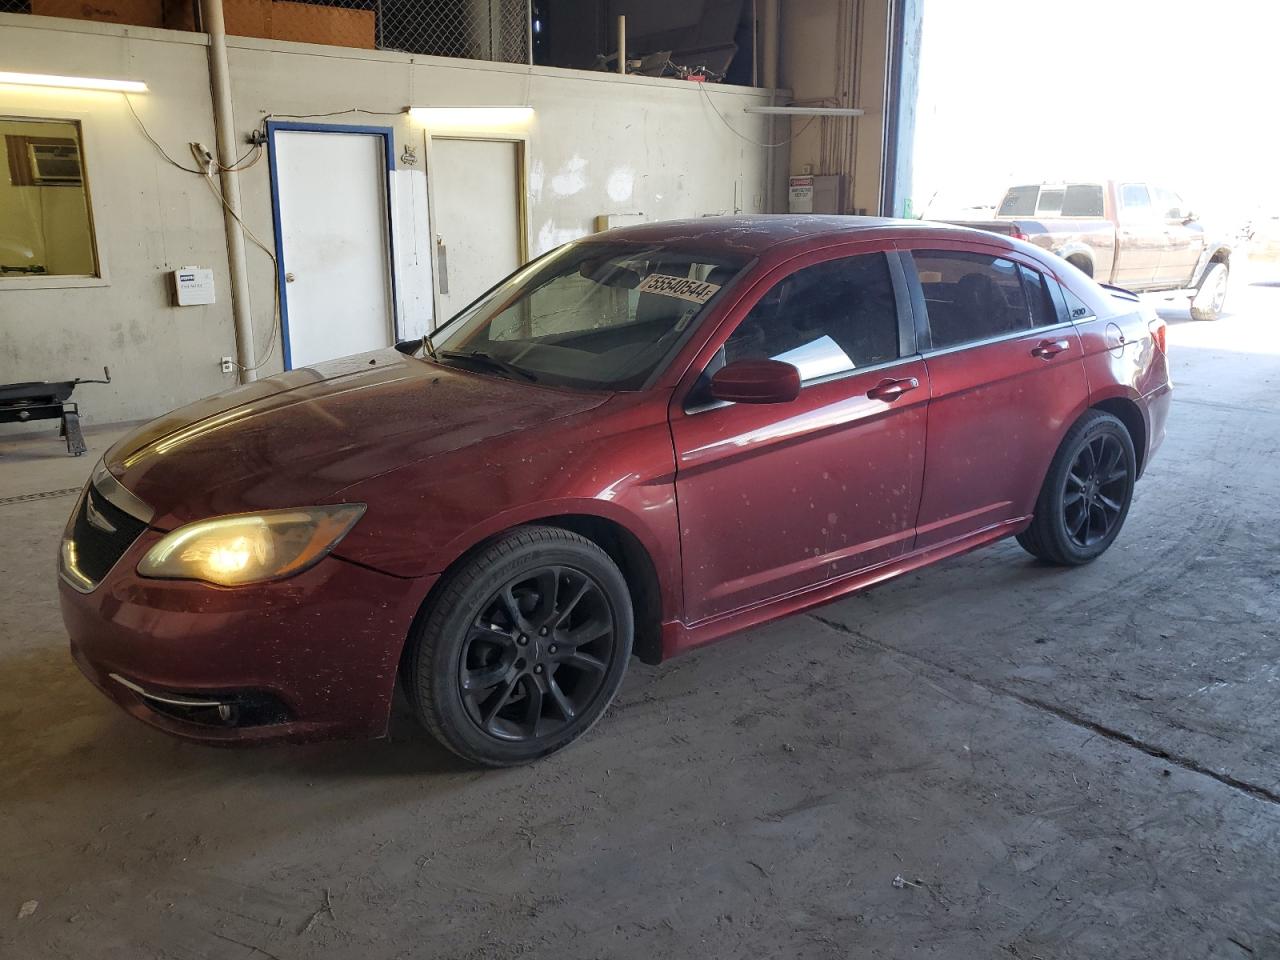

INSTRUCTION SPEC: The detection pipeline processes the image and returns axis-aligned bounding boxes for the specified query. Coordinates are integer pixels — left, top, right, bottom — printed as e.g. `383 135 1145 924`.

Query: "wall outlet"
220 356 235 374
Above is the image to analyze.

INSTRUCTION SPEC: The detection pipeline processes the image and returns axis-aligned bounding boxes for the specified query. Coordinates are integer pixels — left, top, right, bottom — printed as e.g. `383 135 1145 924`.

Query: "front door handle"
1030 339 1071 359
866 376 920 401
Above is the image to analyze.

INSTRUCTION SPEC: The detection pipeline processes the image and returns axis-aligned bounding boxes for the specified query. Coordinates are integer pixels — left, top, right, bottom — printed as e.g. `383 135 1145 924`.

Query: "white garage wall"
0 13 781 425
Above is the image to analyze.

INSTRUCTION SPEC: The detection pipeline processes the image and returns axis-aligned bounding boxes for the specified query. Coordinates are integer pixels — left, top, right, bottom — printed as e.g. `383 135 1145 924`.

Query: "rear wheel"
1016 410 1136 566
405 526 633 767
1190 260 1229 321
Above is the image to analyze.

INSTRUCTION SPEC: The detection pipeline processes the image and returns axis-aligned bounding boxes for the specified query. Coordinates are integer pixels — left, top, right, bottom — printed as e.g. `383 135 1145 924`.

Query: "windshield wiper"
439 349 538 382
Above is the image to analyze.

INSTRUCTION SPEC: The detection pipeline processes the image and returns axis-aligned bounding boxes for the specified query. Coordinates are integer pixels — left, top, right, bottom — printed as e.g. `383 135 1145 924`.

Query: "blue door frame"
266 120 400 370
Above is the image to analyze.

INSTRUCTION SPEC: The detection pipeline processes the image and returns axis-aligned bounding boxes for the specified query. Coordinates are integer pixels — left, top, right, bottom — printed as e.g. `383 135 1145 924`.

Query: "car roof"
590 214 1008 259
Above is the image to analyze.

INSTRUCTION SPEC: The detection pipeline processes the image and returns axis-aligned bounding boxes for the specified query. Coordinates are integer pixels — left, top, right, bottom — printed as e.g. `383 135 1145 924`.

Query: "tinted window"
1120 183 1152 213
1019 265 1058 328
1036 188 1065 216
1061 183 1104 217
723 254 899 381
913 250 1030 349
998 185 1038 216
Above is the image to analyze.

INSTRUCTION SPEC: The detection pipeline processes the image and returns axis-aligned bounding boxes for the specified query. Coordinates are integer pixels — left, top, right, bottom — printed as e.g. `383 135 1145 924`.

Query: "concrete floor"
3 273 1279 959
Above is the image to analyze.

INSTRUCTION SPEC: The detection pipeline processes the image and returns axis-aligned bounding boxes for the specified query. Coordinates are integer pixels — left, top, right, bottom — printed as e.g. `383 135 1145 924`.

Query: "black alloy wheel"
406 526 633 766
1017 410 1136 566
461 566 617 742
1063 433 1129 548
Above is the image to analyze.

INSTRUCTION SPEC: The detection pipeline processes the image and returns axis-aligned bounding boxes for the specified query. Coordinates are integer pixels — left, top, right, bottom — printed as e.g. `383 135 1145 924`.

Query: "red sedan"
60 217 1171 765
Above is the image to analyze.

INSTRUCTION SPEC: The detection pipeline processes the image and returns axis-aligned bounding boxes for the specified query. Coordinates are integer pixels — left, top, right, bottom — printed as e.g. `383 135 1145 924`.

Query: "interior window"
722 253 899 381
1019 265 1058 328
913 250 1031 349
1 117 98 278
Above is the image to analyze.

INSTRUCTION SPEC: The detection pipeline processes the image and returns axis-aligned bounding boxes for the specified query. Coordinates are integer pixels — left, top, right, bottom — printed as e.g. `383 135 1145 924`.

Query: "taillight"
1148 317 1168 355
1010 230 1029 242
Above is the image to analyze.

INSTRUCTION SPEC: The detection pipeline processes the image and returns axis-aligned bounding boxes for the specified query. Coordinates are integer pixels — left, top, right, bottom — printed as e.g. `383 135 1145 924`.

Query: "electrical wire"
124 94 209 174
697 82 819 149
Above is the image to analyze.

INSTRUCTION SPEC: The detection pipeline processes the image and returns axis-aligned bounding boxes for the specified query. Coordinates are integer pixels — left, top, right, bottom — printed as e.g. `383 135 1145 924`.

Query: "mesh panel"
6 0 531 62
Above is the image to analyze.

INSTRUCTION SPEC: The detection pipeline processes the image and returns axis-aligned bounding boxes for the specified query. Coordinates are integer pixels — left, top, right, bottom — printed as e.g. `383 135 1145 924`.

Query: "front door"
271 126 395 369
905 245 1089 547
1153 186 1205 288
430 138 523 322
671 248 928 624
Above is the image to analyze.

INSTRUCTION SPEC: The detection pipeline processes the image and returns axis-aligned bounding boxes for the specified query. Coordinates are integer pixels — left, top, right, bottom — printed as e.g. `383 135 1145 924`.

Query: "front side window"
913 250 1031 349
435 242 749 390
1119 183 1153 217
1 117 98 279
722 253 899 381
1153 187 1185 220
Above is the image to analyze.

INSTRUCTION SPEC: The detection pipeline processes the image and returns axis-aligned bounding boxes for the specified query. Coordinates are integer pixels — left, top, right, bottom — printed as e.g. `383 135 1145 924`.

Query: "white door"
430 138 522 322
274 129 395 368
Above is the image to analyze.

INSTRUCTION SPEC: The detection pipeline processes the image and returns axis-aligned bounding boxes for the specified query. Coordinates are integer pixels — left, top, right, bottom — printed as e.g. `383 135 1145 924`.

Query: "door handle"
436 237 449 295
1030 339 1070 359
866 376 920 401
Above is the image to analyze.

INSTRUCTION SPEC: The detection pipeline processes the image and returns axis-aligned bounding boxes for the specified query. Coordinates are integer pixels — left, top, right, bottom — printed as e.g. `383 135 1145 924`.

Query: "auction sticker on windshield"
636 273 722 304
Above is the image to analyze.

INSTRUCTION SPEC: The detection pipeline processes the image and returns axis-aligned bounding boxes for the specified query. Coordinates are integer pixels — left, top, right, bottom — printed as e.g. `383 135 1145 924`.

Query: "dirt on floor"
2 272 1279 960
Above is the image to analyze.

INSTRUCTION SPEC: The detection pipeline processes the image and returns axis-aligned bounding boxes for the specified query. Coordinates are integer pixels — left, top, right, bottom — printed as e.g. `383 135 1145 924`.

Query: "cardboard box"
32 0 163 28
271 1 375 50
225 0 271 38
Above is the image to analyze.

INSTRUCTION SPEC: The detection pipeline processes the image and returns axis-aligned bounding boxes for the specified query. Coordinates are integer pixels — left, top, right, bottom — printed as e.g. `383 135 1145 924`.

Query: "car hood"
106 350 611 527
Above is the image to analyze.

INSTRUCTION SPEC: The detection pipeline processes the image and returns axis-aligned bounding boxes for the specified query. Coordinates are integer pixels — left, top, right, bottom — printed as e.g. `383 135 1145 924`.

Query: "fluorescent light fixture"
407 106 533 127
744 106 864 117
0 71 148 93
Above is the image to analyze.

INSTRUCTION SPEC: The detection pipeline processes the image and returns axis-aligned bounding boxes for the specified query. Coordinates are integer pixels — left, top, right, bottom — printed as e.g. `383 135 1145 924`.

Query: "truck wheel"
1190 261 1229 321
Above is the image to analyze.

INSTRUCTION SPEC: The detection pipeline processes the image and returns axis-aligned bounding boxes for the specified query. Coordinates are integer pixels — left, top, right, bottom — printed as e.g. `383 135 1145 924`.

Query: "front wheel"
1016 411 1136 566
405 526 633 766
1190 261 1229 321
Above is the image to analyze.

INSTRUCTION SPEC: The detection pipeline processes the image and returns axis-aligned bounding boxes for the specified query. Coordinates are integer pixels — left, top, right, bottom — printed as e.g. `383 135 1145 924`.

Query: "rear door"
670 247 928 623
1112 183 1164 288
903 244 1089 548
1152 186 1204 288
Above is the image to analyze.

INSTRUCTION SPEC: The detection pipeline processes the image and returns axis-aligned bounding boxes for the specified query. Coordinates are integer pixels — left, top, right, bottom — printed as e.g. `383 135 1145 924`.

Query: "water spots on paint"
536 220 589 256
528 159 545 203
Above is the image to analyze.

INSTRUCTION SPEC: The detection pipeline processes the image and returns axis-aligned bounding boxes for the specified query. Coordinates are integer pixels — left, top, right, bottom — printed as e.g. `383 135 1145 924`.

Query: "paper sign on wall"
636 273 721 304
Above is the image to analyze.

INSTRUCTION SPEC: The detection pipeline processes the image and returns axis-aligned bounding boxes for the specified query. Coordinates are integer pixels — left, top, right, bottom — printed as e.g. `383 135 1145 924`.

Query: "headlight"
137 504 366 586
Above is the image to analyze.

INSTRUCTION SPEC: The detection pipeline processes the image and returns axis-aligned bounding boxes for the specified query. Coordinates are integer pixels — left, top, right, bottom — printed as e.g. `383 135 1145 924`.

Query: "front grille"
66 484 148 586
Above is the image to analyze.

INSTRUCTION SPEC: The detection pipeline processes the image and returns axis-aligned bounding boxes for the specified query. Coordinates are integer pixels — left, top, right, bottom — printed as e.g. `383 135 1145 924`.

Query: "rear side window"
724 253 899 381
1062 286 1094 321
913 250 1031 349
1061 183 1104 217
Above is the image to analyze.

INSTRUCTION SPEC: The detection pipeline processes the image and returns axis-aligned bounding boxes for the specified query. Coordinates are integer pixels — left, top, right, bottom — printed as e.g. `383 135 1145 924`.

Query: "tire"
405 526 633 766
1190 260 1229 321
1016 410 1137 566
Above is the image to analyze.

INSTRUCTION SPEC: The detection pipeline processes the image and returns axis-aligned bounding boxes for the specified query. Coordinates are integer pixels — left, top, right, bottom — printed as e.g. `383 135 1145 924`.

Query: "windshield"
433 241 750 390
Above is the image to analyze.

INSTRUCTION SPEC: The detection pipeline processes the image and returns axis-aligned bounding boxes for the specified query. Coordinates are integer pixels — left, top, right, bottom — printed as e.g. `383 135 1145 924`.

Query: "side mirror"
1181 211 1197 224
709 359 801 405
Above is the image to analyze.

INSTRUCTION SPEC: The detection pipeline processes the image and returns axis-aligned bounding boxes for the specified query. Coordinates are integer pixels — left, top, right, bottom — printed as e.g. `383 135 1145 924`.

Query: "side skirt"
660 516 1030 659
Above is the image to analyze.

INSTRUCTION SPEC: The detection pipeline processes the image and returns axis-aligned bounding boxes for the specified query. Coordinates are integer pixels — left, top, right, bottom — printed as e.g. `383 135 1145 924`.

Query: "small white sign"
636 273 722 304
173 266 215 306
788 175 814 213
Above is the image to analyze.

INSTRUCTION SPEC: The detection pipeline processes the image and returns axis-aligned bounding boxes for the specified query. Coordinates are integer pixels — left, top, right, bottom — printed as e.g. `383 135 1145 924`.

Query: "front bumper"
61 528 434 744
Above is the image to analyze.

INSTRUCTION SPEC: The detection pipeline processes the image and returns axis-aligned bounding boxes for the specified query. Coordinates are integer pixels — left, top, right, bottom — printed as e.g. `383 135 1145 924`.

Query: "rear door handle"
866 376 920 401
1031 339 1071 359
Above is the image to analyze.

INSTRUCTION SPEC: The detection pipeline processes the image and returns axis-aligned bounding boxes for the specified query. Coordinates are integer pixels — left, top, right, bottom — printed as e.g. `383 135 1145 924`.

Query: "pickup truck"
950 181 1233 320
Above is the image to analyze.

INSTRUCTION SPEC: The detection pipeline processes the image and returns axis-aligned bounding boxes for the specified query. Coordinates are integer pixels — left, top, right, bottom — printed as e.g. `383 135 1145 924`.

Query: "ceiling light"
0 71 148 93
